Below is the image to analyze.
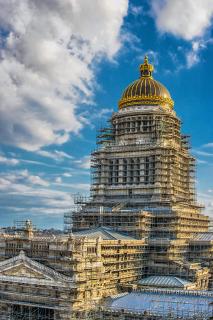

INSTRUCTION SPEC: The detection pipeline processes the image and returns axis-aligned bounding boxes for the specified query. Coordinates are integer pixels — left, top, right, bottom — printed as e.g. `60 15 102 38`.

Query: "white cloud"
55 177 62 184
151 0 213 40
75 155 91 169
20 158 72 170
74 183 90 191
36 149 73 161
63 172 72 178
27 174 49 187
0 185 73 216
186 40 207 68
151 1 213 68
198 191 213 217
194 150 213 157
192 144 213 165
0 170 49 189
0 168 91 219
197 159 208 164
203 142 213 148
130 5 143 16
92 108 114 119
0 0 128 151
0 155 19 166
53 181 90 191
0 177 12 190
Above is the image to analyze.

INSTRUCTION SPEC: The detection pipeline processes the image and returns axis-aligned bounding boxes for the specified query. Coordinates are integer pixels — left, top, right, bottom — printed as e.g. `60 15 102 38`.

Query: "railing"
102 307 212 319
133 287 213 297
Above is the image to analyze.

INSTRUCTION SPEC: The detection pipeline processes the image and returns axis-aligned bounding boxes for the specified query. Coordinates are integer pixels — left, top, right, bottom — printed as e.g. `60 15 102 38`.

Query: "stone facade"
0 225 146 319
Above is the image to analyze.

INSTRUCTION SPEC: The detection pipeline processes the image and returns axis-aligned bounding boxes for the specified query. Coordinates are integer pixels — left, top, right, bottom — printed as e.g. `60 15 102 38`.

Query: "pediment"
0 251 74 287
1 263 48 280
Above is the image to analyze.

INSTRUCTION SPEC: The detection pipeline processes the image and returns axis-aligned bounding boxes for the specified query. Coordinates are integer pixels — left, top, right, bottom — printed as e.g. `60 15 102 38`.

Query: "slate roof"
108 291 213 318
73 227 136 240
138 276 192 288
192 232 213 241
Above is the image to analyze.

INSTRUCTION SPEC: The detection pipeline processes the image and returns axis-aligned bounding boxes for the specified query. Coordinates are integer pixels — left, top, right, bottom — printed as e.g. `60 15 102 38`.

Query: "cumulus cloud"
151 0 213 40
151 0 213 68
0 170 49 189
0 0 128 151
0 168 91 220
0 169 70 218
0 186 73 216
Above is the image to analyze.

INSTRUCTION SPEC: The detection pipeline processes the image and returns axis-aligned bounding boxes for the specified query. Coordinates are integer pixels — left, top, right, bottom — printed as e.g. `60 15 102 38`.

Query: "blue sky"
0 0 213 229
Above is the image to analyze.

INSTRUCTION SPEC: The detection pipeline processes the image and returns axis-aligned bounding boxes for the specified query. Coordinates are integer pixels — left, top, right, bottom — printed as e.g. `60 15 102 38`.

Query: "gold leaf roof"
118 56 174 109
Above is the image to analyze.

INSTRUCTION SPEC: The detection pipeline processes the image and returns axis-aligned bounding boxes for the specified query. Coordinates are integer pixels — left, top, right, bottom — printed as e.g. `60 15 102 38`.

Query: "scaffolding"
66 69 211 294
1 60 213 319
0 304 55 320
98 305 213 320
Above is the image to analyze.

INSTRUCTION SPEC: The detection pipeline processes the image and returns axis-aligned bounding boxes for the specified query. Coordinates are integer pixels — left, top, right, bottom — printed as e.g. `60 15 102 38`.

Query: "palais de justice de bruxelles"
0 57 213 320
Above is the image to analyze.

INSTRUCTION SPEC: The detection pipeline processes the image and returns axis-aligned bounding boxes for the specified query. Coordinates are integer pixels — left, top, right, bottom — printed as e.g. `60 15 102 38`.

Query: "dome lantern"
140 55 154 77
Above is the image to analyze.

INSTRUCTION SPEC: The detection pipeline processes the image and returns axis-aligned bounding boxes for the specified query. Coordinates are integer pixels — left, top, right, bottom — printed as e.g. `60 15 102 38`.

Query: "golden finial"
140 55 154 77
144 55 149 65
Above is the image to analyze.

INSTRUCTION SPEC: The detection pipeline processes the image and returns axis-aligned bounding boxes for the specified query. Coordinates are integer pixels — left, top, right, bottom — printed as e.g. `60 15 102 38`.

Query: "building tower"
72 56 209 279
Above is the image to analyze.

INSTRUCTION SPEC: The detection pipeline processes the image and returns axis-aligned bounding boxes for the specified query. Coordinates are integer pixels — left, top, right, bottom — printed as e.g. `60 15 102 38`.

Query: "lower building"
0 222 146 319
0 221 212 319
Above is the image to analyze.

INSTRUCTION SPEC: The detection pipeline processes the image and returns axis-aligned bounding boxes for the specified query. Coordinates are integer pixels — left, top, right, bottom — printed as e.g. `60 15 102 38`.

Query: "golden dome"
119 56 174 109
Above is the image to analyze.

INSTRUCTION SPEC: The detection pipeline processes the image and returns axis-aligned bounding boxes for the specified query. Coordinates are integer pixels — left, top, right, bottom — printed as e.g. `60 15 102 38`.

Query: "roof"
73 226 136 240
119 56 174 110
138 276 192 288
192 232 213 242
107 291 213 318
